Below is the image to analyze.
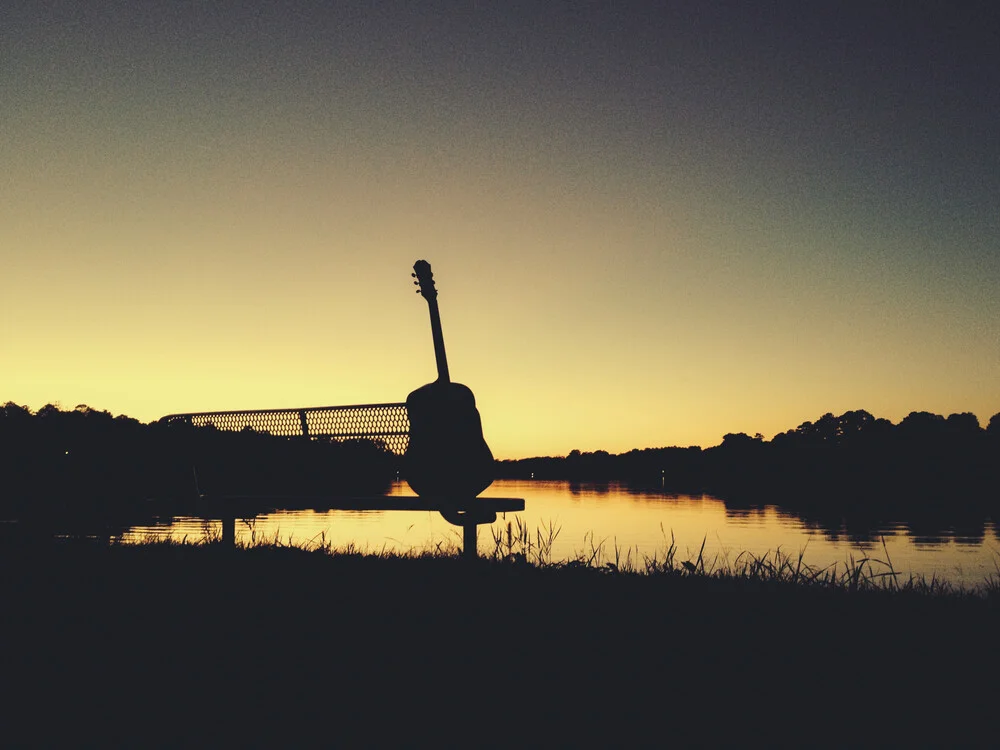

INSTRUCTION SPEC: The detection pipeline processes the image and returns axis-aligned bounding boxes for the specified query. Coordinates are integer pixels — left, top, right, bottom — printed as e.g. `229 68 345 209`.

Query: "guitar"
404 260 495 500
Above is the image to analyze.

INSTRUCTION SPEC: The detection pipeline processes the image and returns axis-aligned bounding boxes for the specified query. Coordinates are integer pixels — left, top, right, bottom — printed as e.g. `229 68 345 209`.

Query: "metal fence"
160 403 410 455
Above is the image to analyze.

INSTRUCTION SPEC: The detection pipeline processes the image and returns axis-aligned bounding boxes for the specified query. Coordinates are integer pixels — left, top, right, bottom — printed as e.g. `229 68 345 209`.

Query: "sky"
3 1 999 458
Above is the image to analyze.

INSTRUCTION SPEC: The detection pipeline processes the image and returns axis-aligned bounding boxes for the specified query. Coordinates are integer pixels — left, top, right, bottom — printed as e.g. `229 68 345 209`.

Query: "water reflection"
724 507 768 523
123 480 1000 588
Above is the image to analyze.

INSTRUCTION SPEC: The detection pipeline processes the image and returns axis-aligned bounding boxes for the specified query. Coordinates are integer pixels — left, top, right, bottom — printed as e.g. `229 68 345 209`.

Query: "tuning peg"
411 273 416 278
415 289 420 294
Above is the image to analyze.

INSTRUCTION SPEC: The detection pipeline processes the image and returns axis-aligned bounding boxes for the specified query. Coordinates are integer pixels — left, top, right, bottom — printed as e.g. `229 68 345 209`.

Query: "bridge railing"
160 402 410 455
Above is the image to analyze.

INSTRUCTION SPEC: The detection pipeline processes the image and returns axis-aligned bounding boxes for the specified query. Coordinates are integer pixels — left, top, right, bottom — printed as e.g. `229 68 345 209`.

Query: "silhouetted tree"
986 413 1000 437
0 403 397 519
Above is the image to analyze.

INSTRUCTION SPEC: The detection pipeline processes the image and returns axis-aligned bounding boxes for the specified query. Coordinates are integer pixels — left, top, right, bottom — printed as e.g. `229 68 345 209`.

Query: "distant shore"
4 403 999 512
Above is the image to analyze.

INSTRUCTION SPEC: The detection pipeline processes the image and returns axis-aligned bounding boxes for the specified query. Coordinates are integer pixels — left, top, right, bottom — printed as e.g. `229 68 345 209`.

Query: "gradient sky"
3 2 999 458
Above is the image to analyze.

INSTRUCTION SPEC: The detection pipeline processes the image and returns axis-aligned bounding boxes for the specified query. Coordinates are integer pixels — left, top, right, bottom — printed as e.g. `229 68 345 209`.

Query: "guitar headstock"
412 260 437 301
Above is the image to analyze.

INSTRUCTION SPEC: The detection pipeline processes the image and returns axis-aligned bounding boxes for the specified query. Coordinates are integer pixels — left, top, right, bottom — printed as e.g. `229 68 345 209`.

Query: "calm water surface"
125 480 1000 589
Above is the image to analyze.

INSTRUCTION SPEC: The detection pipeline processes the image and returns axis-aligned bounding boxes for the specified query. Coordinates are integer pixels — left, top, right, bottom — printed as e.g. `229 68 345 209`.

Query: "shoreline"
3 538 998 745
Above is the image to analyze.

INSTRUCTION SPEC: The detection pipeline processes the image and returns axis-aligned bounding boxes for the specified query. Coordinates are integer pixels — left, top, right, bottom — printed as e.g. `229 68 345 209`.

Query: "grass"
489 517 1000 599
113 517 1000 600
4 522 999 747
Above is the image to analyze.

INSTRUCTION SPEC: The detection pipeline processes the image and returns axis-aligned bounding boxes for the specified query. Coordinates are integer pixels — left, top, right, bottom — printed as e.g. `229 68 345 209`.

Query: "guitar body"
405 380 494 499
404 260 495 500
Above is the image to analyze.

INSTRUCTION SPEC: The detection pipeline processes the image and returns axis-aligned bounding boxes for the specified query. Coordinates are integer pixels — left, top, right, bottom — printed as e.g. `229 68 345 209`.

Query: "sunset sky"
3 2 998 458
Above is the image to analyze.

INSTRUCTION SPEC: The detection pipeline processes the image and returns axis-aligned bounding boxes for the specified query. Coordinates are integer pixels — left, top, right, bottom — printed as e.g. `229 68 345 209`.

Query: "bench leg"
463 522 477 560
222 514 235 548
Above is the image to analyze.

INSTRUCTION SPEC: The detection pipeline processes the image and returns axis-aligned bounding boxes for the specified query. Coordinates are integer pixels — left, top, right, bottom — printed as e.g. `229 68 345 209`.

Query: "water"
124 479 1000 589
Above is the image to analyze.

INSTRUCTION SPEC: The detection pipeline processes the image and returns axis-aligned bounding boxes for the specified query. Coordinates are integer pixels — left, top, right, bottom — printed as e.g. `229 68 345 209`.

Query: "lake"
123 479 1000 589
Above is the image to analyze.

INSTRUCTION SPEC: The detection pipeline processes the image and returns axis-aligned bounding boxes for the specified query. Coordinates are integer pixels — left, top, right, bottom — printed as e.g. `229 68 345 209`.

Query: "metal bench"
160 403 524 558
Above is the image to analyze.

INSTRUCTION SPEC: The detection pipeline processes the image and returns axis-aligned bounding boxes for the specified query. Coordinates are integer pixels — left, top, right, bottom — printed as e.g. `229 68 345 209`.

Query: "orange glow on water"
123 481 1000 589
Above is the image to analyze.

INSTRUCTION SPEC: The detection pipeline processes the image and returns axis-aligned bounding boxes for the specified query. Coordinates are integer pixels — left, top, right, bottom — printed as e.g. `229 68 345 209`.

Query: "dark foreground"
2 542 997 748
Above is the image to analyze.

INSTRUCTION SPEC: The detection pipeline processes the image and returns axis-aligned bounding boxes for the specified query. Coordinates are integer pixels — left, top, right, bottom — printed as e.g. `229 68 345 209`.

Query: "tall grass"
113 520 1000 599
488 519 1000 598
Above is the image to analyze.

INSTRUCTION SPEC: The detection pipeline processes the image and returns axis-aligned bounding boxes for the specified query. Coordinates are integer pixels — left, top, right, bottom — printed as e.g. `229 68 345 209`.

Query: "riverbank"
2 537 997 747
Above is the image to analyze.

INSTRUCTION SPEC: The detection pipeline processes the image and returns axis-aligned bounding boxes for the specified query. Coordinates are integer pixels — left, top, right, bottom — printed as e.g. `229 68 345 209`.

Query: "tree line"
4 403 998 520
0 403 398 518
497 409 1000 505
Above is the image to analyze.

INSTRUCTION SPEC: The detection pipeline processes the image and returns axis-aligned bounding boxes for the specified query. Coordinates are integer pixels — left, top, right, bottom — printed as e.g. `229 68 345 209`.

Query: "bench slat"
211 496 525 513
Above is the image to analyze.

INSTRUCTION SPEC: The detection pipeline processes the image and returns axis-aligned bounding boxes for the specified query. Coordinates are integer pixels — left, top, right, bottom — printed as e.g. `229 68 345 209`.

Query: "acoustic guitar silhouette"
404 261 495 500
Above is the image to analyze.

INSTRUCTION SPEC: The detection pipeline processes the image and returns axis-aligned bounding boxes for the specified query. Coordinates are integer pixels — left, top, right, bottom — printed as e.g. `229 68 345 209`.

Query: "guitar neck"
426 298 451 383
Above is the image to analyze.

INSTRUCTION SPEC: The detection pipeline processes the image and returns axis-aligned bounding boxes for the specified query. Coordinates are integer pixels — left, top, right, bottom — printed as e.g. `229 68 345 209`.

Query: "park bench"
159 402 525 558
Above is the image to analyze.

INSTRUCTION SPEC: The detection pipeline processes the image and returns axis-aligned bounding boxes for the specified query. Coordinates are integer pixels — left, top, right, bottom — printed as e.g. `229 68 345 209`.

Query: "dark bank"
2 537 997 747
